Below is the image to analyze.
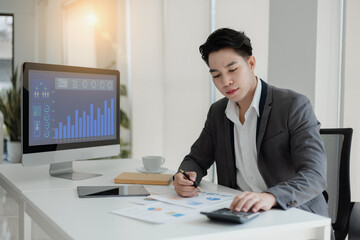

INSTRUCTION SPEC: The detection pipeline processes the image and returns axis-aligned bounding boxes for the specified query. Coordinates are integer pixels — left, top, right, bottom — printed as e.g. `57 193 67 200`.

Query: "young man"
173 28 329 218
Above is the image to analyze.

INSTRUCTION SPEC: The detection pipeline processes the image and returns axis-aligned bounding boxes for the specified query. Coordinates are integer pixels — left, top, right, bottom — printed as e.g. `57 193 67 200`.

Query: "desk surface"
0 158 146 192
0 159 331 240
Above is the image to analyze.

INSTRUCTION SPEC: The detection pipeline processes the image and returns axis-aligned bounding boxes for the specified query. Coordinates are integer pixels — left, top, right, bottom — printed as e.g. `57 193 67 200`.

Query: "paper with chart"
112 187 236 223
111 202 196 224
116 185 173 205
150 190 235 209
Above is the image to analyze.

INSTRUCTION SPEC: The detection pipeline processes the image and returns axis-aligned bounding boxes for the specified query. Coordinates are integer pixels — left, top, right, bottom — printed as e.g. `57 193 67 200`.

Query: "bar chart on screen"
29 72 117 146
54 98 115 141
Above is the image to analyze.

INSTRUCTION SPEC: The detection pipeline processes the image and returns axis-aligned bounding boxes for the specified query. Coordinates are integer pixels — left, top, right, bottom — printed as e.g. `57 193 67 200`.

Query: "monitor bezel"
22 62 120 155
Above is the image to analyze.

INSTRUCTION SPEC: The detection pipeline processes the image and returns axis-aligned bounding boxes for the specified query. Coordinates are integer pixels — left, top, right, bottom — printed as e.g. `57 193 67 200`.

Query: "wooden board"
114 172 173 185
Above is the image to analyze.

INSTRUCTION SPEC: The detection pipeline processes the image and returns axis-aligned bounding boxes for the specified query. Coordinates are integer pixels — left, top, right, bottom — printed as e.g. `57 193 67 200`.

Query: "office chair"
320 128 360 240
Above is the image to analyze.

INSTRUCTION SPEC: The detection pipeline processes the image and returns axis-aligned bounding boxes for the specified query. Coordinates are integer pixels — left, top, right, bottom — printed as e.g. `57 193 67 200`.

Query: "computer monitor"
21 62 120 180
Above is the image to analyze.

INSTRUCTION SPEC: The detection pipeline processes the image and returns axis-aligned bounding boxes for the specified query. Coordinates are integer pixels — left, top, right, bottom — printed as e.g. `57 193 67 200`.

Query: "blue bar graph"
83 111 86 138
59 122 62 139
87 116 90 137
94 120 97 136
111 99 114 135
101 115 104 136
104 101 107 136
67 116 70 139
79 118 82 137
108 108 110 135
54 98 115 141
63 126 66 139
90 104 93 137
97 108 100 137
75 110 78 138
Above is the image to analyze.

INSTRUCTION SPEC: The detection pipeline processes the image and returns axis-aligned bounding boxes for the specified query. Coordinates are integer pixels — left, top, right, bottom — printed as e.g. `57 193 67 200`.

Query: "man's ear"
247 55 256 71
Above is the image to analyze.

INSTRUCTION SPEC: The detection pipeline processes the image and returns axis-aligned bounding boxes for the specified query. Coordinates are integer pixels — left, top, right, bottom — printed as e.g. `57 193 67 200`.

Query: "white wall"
343 0 360 201
163 0 210 171
216 0 269 83
0 0 63 65
130 0 165 161
268 0 318 105
315 0 342 128
0 0 36 66
36 0 63 64
64 0 97 67
116 0 131 153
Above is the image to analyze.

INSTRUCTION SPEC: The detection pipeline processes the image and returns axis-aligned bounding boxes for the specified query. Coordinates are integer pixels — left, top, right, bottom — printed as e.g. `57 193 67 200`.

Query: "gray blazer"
179 80 329 217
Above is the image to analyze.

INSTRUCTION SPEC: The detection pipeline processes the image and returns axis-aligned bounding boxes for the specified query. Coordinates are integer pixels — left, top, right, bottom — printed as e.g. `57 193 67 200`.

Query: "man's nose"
223 75 233 86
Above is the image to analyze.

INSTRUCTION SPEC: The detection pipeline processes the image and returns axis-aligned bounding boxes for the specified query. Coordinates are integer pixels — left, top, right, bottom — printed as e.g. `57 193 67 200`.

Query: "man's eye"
212 74 220 79
229 68 238 72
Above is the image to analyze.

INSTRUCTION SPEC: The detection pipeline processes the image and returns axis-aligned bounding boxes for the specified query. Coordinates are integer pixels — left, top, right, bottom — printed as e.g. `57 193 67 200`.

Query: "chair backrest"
320 128 354 240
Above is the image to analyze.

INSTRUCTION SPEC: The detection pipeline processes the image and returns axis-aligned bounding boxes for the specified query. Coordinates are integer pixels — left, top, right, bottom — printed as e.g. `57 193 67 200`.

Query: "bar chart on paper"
54 99 115 141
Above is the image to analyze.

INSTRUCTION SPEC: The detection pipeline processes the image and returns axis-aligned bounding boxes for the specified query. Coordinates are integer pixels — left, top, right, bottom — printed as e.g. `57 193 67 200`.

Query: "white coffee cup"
142 156 165 172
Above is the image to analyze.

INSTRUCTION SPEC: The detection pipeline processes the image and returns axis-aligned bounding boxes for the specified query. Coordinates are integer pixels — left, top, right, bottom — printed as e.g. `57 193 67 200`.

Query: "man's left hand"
229 192 276 213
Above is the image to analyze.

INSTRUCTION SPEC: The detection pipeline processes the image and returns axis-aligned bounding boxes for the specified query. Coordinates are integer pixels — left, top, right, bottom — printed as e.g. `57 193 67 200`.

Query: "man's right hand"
172 171 198 197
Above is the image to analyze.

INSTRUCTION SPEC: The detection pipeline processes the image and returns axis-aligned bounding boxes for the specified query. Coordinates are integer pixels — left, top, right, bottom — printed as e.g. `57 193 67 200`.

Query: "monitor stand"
49 161 102 180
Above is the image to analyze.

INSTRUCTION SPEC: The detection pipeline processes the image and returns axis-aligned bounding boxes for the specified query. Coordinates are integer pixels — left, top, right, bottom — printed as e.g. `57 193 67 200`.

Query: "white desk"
0 159 331 240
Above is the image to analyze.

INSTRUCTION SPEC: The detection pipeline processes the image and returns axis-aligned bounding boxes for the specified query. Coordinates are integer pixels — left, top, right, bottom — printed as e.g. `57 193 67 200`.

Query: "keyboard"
200 208 260 224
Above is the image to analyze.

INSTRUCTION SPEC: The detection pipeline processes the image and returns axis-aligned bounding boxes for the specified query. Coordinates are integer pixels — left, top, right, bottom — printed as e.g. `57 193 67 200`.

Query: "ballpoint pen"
179 169 203 193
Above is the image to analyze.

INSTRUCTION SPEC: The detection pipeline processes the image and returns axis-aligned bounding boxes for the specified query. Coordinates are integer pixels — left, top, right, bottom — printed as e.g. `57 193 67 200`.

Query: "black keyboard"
200 208 260 224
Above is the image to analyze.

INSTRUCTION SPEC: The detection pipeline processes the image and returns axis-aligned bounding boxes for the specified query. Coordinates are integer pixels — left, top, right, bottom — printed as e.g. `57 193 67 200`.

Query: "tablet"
77 185 150 198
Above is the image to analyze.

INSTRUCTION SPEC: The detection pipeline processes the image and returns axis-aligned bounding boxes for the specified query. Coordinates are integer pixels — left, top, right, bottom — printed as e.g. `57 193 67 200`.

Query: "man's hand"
173 171 198 197
230 191 276 213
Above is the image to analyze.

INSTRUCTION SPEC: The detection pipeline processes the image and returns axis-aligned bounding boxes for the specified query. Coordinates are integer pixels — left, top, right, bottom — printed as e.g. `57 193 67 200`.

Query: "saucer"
136 167 168 174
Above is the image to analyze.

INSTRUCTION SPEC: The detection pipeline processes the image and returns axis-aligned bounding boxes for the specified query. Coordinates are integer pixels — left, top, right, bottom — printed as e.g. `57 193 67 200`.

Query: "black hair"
199 28 253 65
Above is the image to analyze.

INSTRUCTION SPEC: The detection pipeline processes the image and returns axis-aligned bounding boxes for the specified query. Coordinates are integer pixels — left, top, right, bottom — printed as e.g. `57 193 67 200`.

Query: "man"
173 28 329 218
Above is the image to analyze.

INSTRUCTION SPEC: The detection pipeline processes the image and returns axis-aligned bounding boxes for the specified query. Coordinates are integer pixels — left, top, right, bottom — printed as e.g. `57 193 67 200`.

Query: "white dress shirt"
225 77 268 192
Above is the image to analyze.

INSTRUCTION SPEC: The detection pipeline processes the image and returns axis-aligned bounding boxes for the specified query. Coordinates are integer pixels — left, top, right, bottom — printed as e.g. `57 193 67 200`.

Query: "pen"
179 169 203 193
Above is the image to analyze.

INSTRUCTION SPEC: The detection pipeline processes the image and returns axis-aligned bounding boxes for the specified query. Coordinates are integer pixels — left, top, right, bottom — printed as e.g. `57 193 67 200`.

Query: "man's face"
208 48 256 104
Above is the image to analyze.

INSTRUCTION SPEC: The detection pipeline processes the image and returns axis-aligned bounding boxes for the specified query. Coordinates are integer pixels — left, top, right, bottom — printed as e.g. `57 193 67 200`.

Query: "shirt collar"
251 77 262 117
225 77 262 123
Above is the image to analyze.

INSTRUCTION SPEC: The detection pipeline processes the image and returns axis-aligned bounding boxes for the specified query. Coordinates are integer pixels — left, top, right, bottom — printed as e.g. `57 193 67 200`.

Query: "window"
0 14 14 88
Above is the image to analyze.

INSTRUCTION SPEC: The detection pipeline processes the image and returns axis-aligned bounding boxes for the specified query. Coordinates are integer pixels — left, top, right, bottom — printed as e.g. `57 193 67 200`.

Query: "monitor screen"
22 62 120 180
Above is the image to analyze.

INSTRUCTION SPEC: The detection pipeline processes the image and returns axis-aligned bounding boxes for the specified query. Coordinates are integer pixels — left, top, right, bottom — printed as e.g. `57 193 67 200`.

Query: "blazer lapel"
224 114 237 188
256 80 273 154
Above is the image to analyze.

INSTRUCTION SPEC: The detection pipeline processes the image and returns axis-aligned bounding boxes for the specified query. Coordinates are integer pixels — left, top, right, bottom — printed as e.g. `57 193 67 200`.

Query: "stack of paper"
111 185 236 224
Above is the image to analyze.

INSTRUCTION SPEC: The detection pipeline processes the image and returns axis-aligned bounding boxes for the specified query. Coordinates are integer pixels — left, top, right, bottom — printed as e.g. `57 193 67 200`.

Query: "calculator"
200 208 260 224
